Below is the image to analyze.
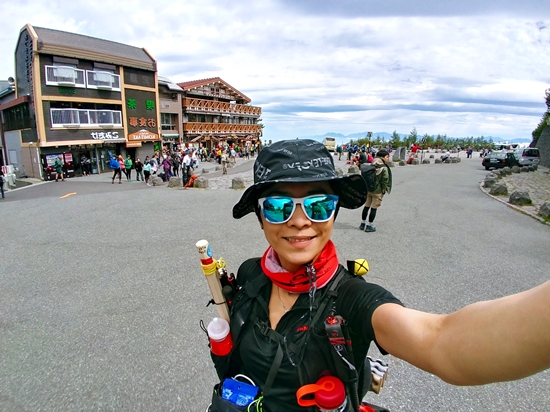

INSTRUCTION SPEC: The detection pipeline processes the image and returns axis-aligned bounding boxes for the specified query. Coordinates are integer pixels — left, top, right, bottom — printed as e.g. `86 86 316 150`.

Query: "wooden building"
177 77 262 150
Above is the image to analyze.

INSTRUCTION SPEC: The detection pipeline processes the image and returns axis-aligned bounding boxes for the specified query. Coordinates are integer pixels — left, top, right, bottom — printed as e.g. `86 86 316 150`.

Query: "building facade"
178 77 262 150
2 24 160 179
158 76 184 152
0 79 16 167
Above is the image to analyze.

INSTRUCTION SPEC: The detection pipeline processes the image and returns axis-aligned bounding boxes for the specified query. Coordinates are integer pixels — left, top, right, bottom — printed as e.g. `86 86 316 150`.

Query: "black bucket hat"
233 139 367 219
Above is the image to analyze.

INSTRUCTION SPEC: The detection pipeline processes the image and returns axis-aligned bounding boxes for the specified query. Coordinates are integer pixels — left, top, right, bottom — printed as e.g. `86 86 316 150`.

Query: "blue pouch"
221 378 260 407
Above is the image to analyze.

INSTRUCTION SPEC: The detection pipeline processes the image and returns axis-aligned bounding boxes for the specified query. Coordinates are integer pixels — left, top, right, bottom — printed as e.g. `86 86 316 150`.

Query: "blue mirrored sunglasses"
257 194 339 224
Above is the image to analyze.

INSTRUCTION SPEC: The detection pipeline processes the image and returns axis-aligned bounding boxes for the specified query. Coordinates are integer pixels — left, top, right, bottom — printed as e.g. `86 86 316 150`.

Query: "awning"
190 135 204 143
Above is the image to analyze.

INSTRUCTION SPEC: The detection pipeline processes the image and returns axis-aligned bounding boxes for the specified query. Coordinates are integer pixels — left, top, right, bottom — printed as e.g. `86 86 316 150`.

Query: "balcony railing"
183 98 261 116
50 108 122 128
45 66 86 88
86 70 121 91
183 122 262 134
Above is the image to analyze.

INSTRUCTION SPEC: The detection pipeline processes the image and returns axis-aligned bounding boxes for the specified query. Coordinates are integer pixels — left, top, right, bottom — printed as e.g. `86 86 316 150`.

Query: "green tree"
390 130 401 148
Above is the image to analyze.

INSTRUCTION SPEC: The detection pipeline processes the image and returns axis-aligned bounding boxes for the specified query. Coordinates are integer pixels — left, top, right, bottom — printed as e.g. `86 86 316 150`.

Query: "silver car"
513 148 540 166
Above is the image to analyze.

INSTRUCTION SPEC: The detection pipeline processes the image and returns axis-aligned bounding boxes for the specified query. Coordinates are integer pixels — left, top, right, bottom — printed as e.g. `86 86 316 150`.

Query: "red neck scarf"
260 240 339 293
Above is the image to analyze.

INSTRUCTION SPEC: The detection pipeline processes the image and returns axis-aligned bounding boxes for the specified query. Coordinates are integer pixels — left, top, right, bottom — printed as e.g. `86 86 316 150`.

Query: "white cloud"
0 0 549 141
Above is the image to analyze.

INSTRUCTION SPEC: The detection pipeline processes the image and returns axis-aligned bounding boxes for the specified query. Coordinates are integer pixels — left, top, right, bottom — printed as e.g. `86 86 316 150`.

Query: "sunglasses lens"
260 195 338 223
261 197 295 223
303 195 338 221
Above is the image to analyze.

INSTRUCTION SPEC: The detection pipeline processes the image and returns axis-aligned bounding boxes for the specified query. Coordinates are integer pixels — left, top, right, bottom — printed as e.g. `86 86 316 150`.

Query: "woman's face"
260 182 334 273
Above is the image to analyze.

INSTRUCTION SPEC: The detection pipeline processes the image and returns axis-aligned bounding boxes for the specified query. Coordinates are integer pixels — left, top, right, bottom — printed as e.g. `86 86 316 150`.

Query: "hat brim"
232 173 367 219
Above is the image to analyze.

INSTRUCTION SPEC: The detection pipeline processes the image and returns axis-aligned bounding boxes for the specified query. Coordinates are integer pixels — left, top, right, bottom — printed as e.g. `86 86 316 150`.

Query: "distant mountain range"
298 132 532 145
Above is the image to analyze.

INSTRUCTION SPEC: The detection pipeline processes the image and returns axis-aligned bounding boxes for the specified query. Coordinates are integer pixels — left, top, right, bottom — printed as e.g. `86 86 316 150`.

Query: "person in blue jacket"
110 155 122 184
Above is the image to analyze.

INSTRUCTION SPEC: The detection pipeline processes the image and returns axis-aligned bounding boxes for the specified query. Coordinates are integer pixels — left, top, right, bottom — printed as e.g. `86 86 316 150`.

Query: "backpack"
360 163 380 192
210 259 379 412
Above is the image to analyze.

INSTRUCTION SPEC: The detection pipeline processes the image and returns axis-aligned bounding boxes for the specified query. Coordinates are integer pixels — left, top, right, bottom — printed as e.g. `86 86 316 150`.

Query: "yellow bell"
353 259 369 276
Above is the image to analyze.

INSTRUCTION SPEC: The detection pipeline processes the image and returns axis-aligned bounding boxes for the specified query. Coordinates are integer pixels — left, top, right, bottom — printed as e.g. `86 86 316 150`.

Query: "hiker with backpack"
205 139 550 412
359 149 391 233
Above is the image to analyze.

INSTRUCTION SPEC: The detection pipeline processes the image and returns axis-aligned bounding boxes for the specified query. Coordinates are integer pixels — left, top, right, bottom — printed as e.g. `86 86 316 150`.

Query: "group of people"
109 154 138 184
105 141 263 186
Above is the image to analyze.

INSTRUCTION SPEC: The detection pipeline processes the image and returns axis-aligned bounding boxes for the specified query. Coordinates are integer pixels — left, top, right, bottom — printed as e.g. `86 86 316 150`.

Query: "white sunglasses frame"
257 194 339 224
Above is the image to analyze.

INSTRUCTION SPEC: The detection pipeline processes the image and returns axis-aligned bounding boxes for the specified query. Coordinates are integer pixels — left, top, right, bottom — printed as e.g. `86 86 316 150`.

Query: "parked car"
482 151 519 170
513 147 540 167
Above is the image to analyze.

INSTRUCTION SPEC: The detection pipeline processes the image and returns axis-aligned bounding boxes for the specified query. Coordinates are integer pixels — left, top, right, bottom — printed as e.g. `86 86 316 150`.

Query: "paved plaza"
1 151 549 411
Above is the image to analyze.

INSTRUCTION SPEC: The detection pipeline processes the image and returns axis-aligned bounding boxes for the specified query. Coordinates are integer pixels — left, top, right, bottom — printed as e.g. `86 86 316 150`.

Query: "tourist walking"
134 158 144 181
221 150 228 174
110 155 122 184
150 155 159 175
124 155 133 181
80 155 88 176
172 154 180 177
359 149 392 232
0 168 5 199
143 160 152 186
162 155 172 182
118 155 126 180
54 155 64 182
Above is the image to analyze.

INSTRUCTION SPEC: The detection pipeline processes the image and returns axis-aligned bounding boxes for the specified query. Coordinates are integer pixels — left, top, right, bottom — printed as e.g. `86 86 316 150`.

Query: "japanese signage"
125 89 159 140
90 131 121 140
128 129 159 141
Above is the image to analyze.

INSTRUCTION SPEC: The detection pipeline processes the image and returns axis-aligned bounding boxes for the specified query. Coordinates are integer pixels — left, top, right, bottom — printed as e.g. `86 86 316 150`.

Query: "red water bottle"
296 375 347 411
207 317 234 356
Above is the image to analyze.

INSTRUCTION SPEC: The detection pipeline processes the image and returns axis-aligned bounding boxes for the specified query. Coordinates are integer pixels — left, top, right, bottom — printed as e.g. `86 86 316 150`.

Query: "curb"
478 182 550 226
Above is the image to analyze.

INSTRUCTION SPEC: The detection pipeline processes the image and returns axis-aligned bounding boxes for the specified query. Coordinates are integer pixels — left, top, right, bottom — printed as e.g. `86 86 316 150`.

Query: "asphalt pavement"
1 151 549 411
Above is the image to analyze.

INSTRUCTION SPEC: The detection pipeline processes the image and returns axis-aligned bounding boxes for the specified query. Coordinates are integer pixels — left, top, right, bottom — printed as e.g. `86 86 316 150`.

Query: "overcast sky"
1 0 549 142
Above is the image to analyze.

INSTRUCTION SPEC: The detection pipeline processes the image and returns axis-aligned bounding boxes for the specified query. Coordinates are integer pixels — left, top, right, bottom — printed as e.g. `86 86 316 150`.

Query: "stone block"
422 159 430 164
501 167 511 175
387 161 395 167
483 178 497 188
411 159 420 165
520 167 528 173
194 176 209 188
429 154 434 158
486 173 498 180
539 201 550 218
168 176 182 188
434 159 442 164
215 166 223 171
451 157 459 163
489 182 508 195
201 168 209 174
511 166 520 173
399 160 406 166
335 167 344 176
232 177 245 190
509 190 532 206
151 176 164 186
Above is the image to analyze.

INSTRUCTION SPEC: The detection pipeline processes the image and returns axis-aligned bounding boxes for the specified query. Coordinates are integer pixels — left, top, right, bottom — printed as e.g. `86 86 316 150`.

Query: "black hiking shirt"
234 260 402 411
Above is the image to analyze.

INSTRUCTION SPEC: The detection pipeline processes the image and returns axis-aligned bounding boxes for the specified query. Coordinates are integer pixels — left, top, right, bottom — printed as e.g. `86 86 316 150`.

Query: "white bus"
323 137 336 152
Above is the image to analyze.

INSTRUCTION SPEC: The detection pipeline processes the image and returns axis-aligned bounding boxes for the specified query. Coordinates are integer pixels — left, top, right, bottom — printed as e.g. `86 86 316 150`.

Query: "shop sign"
126 141 142 148
58 88 76 95
128 129 159 141
90 131 121 140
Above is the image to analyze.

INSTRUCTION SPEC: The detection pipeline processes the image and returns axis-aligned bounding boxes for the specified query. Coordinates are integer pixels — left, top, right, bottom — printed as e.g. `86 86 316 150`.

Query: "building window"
45 65 86 88
86 70 121 91
161 113 177 130
50 108 122 128
2 104 31 131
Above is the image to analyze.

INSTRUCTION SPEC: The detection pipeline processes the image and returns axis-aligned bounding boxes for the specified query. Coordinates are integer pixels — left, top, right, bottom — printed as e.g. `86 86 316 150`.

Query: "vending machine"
41 153 76 180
